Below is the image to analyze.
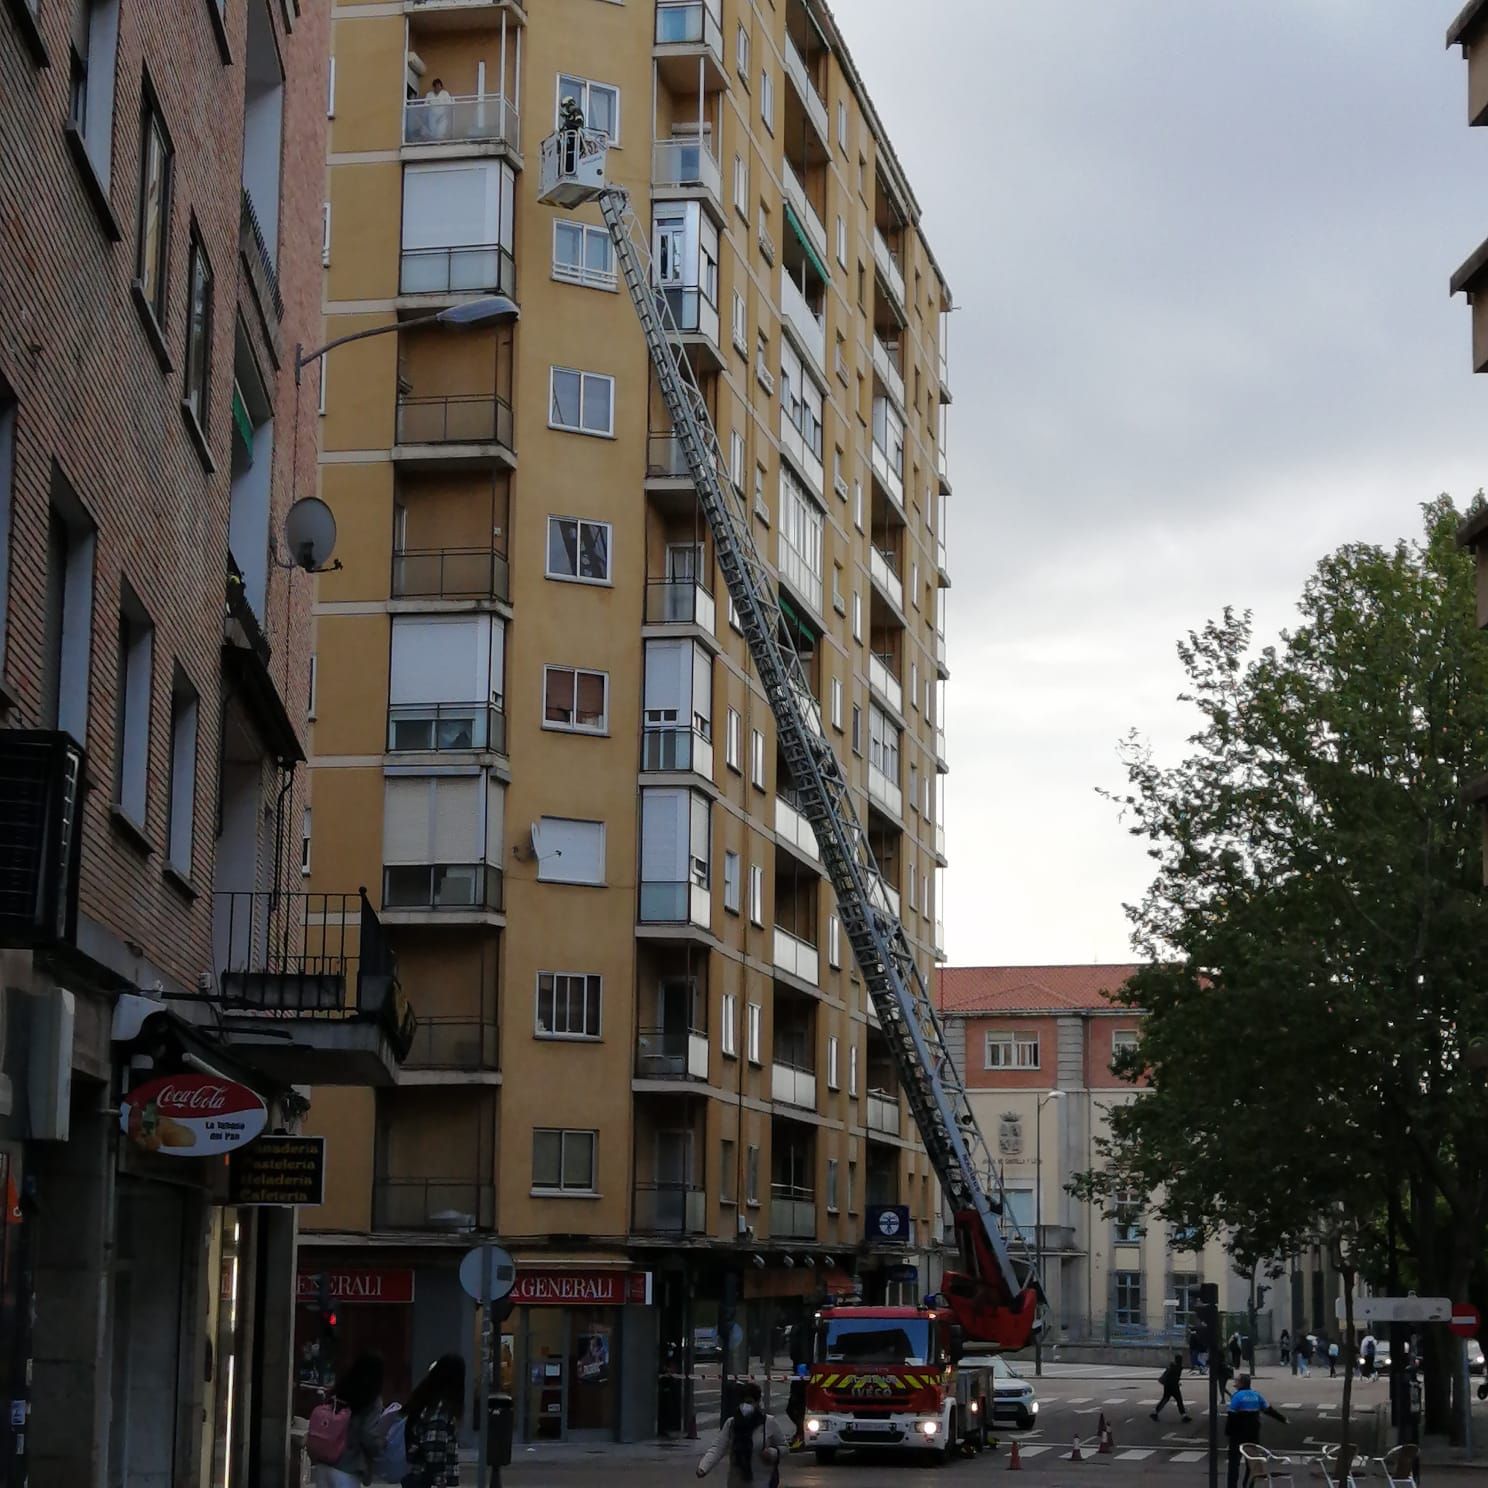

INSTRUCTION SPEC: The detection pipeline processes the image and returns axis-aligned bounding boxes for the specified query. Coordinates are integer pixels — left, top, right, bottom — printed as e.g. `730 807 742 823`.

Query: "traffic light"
318 1273 339 1345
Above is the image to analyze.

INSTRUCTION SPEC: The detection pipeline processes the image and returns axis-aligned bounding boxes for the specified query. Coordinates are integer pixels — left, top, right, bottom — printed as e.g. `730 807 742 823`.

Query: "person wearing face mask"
697 1380 787 1487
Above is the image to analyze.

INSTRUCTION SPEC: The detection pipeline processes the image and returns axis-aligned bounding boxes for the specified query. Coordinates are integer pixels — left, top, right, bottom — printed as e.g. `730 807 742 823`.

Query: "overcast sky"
844 2 1488 967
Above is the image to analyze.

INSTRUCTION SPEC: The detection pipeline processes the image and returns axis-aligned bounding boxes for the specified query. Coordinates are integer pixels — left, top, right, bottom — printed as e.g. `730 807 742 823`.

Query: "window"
1113 1188 1145 1243
166 670 198 877
746 1002 762 1064
1112 1029 1140 1066
869 705 898 782
68 0 121 190
853 480 864 531
1170 1221 1203 1250
909 762 918 813
749 863 764 926
749 728 764 789
112 585 153 829
835 214 846 267
852 590 862 641
827 1158 840 1212
830 677 843 730
910 661 919 708
729 428 746 487
300 807 312 874
848 1043 858 1097
1114 1271 1142 1330
536 971 602 1038
134 91 173 328
183 232 213 437
543 664 608 733
556 74 619 141
728 594 742 633
827 1035 840 1090
1171 1273 1202 1325
546 515 612 583
721 1140 737 1203
828 914 840 968
777 467 823 611
0 387 13 667
735 20 749 76
535 816 606 885
984 1031 1039 1070
387 613 504 751
733 153 748 217
553 221 616 290
42 474 97 742
847 1159 857 1213
550 367 614 436
907 862 918 910
722 992 738 1057
760 70 773 132
746 1144 760 1205
326 55 336 116
321 202 331 268
725 708 741 771
851 704 862 756
731 291 747 355
837 99 847 147
723 850 741 913
533 1128 597 1193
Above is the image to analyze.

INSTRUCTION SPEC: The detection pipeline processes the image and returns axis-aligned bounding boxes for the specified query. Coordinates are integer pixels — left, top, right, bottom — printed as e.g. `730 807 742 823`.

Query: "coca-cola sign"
120 1072 268 1156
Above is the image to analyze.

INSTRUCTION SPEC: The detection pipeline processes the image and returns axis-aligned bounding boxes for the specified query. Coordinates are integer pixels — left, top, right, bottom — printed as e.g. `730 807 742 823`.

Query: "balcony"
639 875 711 929
645 576 716 633
771 1058 817 1110
636 1025 710 1080
646 430 694 483
789 677 824 737
652 138 724 217
868 764 902 819
388 700 506 756
373 1178 495 1233
869 547 903 612
653 0 726 91
780 268 825 372
659 285 722 367
641 724 713 779
781 158 828 268
867 1089 901 1136
937 445 952 496
394 393 515 468
871 431 904 506
209 890 415 1083
399 242 516 299
782 33 829 146
935 724 948 770
934 919 946 959
239 188 283 334
402 1017 499 1070
0 730 84 950
392 546 511 603
405 0 527 27
934 821 946 862
771 1184 816 1239
772 926 819 986
634 1182 707 1235
382 862 504 913
872 333 905 410
780 389 824 495
867 873 900 922
774 792 820 863
935 628 948 677
868 653 903 715
873 226 906 309
403 93 520 155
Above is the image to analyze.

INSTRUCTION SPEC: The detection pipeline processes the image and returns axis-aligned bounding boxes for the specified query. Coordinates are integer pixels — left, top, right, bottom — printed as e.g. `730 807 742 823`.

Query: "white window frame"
535 970 603 1040
723 849 741 913
729 428 746 488
848 1043 858 1097
746 1001 762 1064
733 153 748 218
552 219 617 291
760 69 773 132
910 661 918 709
984 1030 1040 1071
735 20 749 77
853 480 864 531
546 514 613 585
750 727 765 789
532 1127 598 1194
830 677 843 730
536 816 607 886
307 654 318 718
746 1144 760 1206
749 863 764 926
732 289 748 354
113 591 153 828
837 98 847 147
725 707 742 771
321 201 331 266
835 213 846 267
722 992 738 1057
852 590 862 642
327 56 336 117
555 74 620 143
828 914 840 968
549 366 615 437
542 663 609 735
827 1035 840 1090
1111 1029 1140 1064
826 1157 840 1213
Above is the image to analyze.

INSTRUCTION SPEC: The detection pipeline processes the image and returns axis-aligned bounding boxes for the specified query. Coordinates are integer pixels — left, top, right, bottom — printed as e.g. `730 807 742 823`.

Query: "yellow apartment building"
299 0 955 1442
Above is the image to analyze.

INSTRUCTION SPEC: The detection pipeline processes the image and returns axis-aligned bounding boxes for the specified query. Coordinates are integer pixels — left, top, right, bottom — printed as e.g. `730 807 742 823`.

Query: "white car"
959 1353 1038 1430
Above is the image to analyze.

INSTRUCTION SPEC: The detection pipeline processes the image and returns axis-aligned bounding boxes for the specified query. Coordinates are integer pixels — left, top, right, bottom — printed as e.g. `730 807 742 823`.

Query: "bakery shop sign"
120 1074 268 1156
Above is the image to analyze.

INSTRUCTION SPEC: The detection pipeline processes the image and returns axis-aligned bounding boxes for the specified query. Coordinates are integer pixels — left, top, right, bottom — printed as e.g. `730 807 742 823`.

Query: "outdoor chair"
1319 1443 1365 1487
1240 1443 1296 1485
1371 1444 1417 1486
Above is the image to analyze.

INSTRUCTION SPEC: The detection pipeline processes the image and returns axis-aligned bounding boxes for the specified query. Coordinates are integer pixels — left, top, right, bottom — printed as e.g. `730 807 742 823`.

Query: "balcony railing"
936 723 947 760
403 93 519 152
871 431 904 506
373 1178 494 1232
788 677 824 737
868 873 900 921
782 34 829 144
659 284 720 343
392 546 510 602
646 430 694 480
780 398 824 494
388 700 506 755
399 242 516 298
867 1089 901 1135
868 652 903 714
636 1025 710 1080
872 226 906 307
868 763 902 818
772 926 819 986
771 1059 817 1110
653 138 722 200
869 546 903 611
936 628 948 669
239 187 283 323
402 1016 499 1070
633 1182 706 1235
781 160 829 271
871 334 905 409
934 821 946 859
770 1184 816 1239
934 919 946 958
645 576 716 632
641 724 713 779
780 269 825 371
654 0 723 61
774 792 819 862
639 876 711 928
396 393 514 450
382 862 504 912
777 533 823 616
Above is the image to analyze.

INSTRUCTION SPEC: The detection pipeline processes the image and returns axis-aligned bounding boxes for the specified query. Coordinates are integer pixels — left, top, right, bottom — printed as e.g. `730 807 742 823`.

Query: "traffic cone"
1098 1414 1113 1454
1069 1432 1082 1461
1008 1438 1022 1471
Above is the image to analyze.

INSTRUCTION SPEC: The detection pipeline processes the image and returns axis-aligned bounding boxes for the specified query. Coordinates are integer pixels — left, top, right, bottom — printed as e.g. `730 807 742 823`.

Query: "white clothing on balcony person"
426 79 453 140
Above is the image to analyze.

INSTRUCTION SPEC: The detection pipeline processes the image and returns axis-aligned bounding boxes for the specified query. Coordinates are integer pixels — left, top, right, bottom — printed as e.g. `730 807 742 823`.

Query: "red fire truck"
802 1305 987 1464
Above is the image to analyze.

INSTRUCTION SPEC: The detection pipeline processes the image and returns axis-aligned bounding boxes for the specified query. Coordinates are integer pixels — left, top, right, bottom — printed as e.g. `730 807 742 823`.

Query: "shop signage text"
120 1074 268 1156
510 1270 652 1307
295 1268 416 1306
228 1136 326 1206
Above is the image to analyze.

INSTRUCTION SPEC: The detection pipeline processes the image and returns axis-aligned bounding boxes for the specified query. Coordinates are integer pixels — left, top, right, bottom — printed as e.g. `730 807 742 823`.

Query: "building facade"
0 2 401 1485
300 0 954 1440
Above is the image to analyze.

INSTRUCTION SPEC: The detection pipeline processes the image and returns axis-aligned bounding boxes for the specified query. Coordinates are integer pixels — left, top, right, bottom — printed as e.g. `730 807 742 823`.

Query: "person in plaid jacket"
402 1355 466 1488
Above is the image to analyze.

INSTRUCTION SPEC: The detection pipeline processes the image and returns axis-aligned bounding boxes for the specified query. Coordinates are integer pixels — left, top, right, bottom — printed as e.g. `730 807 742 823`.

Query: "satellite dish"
284 497 337 571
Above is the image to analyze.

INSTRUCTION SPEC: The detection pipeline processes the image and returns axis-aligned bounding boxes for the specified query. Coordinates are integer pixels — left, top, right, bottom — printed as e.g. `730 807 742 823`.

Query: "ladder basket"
538 128 609 206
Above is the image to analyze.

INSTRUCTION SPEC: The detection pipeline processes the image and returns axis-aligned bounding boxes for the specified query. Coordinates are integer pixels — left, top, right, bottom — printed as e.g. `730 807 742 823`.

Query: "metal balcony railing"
399 242 516 298
872 226 906 307
782 34 829 143
402 1016 499 1070
633 1182 706 1235
373 1178 494 1232
654 0 722 59
644 576 716 631
392 546 510 602
770 1184 816 1239
387 700 506 755
646 430 694 479
636 1025 710 1080
395 393 514 449
382 862 504 912
652 138 722 198
641 724 713 777
781 158 828 266
866 1089 901 1135
868 652 902 713
403 93 519 151
770 1058 817 1110
639 876 711 927
239 187 283 322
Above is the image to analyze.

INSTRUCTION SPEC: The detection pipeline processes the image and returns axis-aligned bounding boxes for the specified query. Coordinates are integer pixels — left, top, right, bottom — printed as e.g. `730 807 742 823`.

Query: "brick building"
0 2 406 1484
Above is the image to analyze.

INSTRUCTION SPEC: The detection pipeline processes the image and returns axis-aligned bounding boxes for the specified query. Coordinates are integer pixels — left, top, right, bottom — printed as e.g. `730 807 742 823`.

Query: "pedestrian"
786 1363 808 1451
1217 1356 1235 1403
1228 1331 1243 1373
1360 1333 1377 1380
1188 1324 1203 1374
1151 1352 1193 1423
1296 1334 1311 1377
1278 1329 1291 1366
309 1352 389 1488
1327 1338 1339 1378
698 1380 786 1487
1224 1375 1287 1488
402 1354 466 1488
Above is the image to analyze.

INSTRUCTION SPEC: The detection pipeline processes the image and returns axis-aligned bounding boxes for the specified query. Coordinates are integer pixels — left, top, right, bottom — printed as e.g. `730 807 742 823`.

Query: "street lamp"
1034 1089 1064 1377
293 294 520 385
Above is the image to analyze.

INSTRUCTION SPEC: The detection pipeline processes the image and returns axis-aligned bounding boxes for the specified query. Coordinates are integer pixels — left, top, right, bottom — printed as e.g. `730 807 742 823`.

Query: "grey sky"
846 2 1488 965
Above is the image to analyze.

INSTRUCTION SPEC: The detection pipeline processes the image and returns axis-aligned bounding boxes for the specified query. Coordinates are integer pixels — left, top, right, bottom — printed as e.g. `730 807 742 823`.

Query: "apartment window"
835 214 846 267
1112 1029 1140 1064
909 762 918 813
984 1030 1039 1070
300 807 311 874
851 704 862 756
735 20 749 77
326 55 336 116
749 728 765 789
722 992 738 1057
760 70 773 132
827 1158 840 1213
166 670 198 877
556 74 619 141
134 89 173 329
721 1140 737 1204
112 585 153 829
41 475 97 742
1171 1273 1203 1326
848 1042 858 1097
553 221 616 290
749 863 764 926
733 153 748 217
535 816 606 885
827 1035 840 1090
907 862 918 910
746 1144 760 1205
1113 1271 1142 1329
852 591 862 642
847 1158 857 1213
550 367 614 436
911 560 920 604
831 563 845 615
910 661 919 708
728 594 742 633
546 515 612 583
543 664 608 733
856 260 866 311
731 292 749 358
834 333 847 383
869 705 899 782
321 202 331 267
746 1001 762 1064
535 971 603 1039
723 850 741 913
1113 1187 1145 1242
853 480 864 531
533 1128 598 1193
178 232 215 444
725 708 741 771
729 429 746 488
0 388 13 667
68 0 121 189
830 677 843 731
837 98 847 147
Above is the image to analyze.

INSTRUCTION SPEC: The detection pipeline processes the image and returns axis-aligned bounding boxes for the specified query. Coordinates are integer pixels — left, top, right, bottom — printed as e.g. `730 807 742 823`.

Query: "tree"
1072 497 1488 1442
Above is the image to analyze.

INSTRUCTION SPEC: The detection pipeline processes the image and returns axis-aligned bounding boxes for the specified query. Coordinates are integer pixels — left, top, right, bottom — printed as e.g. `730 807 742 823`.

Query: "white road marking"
1281 1402 1303 1409
1115 1448 1155 1461
1015 1444 1052 1458
1173 1450 1206 1463
1064 1396 1092 1405
1102 1397 1126 1405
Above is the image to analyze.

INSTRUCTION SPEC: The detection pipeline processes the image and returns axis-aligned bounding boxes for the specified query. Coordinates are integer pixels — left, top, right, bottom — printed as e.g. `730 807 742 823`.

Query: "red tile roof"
935 964 1144 1015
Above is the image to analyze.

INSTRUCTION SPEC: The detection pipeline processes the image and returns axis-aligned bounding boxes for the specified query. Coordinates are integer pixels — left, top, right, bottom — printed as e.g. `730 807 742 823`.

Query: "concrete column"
254 1208 298 1488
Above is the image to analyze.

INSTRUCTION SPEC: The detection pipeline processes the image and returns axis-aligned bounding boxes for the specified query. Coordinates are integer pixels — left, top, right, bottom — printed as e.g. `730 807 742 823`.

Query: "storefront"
293 1266 418 1413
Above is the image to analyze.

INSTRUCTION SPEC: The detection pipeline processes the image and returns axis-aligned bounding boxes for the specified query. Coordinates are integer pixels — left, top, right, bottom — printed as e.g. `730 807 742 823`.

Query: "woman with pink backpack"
307 1353 390 1486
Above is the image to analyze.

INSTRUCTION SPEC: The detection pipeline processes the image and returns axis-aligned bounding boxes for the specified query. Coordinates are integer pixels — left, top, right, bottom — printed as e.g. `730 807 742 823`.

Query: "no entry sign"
1450 1302 1480 1339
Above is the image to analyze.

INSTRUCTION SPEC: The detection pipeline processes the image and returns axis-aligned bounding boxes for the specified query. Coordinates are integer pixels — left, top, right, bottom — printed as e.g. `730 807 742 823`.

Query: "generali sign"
120 1074 268 1156
510 1270 652 1307
296 1269 416 1306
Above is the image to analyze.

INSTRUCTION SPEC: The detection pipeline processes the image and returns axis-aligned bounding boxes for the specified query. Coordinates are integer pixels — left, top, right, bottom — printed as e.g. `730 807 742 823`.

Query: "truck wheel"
938 1411 957 1465
814 1449 837 1466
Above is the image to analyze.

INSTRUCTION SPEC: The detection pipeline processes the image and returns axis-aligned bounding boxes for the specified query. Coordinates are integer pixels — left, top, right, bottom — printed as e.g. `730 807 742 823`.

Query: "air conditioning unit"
833 474 850 500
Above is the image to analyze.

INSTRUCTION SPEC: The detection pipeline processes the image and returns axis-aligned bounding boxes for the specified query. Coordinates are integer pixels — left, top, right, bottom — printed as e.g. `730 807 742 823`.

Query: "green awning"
783 201 832 286
231 385 254 458
777 589 819 647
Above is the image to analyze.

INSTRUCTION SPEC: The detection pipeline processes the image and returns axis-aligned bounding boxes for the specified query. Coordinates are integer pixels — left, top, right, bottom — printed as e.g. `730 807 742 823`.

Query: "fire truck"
802 1305 988 1464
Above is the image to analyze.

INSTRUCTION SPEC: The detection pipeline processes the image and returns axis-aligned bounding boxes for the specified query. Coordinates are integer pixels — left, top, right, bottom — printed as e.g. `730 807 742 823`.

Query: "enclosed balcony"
396 930 500 1074
383 862 505 914
373 1085 496 1234
654 201 722 368
400 160 517 299
773 860 819 987
382 769 505 923
639 786 712 930
867 704 903 819
642 636 714 780
392 547 511 604
653 133 724 221
870 396 905 508
633 1105 707 1236
388 700 506 756
777 466 825 614
393 321 515 469
403 93 519 156
653 0 727 92
387 613 505 758
780 335 826 493
771 1119 816 1238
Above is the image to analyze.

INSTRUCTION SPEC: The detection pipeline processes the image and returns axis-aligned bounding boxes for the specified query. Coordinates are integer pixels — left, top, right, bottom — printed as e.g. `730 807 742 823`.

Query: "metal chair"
1319 1443 1365 1487
1240 1443 1296 1485
1371 1444 1417 1486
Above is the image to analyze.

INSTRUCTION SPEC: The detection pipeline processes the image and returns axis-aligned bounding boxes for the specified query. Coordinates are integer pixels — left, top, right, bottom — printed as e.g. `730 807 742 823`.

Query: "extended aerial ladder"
538 121 1041 1350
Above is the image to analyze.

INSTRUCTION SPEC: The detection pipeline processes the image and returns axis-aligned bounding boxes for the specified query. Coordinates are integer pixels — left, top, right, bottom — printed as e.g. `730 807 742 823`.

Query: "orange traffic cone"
1069 1432 1082 1461
1098 1413 1113 1454
1008 1438 1022 1471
